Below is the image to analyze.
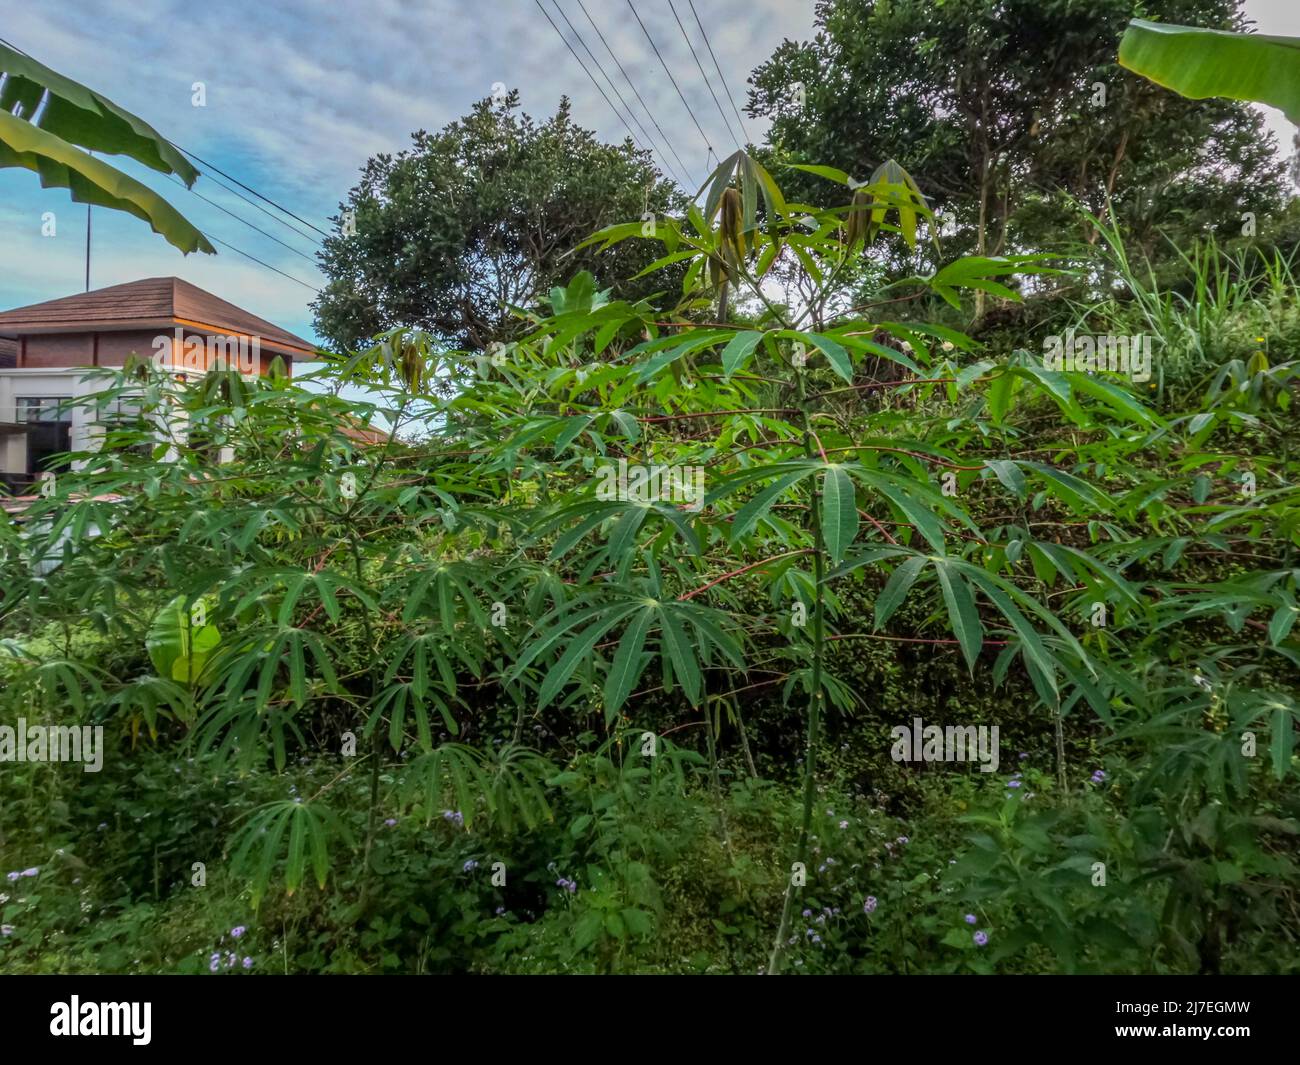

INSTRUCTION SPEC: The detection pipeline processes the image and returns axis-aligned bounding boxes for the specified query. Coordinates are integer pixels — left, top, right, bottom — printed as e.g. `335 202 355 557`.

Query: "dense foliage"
747 0 1291 281
3 137 1298 974
312 93 687 352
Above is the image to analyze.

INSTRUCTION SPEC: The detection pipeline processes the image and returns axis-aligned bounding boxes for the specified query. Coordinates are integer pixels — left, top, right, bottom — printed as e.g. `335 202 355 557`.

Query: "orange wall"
20 329 292 376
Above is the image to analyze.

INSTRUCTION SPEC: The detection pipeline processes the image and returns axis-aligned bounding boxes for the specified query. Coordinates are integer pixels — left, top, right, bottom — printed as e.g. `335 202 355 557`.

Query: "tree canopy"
312 93 687 352
747 0 1289 278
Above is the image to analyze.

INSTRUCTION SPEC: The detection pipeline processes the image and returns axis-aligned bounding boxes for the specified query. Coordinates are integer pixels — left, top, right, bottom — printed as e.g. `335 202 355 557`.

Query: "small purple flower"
964 913 977 925
896 836 909 845
974 931 989 947
242 957 253 969
1091 769 1106 782
463 859 479 872
209 953 221 973
1007 780 1022 788
4 872 18 883
811 934 822 944
495 906 506 915
384 818 397 827
443 810 464 827
802 909 812 918
0 925 13 936
838 820 849 829
863 896 878 914
1018 752 1029 760
230 926 246 939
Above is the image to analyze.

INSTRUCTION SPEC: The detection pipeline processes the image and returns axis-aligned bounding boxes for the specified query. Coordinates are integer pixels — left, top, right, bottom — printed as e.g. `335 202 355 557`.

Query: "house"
0 277 318 491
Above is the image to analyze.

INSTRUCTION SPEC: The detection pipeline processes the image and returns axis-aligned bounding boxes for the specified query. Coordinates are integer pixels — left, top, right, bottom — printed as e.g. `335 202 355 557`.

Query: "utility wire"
169 144 331 239
668 0 742 153
533 0 657 169
169 175 320 265
0 33 332 246
205 234 320 293
550 0 688 188
193 169 323 247
573 0 697 189
625 0 715 179
687 0 751 146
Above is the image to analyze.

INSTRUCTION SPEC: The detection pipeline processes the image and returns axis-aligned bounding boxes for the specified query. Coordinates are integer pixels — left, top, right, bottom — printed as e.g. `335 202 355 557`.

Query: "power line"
625 0 715 176
205 234 320 293
194 169 323 247
569 0 696 187
0 32 333 247
688 0 751 146
2 33 321 299
169 144 332 239
668 0 742 153
168 175 320 266
577 0 696 188
533 0 657 171
550 0 689 189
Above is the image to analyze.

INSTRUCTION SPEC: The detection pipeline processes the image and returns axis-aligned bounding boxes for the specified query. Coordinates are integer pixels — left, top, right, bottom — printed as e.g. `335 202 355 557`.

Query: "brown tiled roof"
0 337 15 368
0 277 316 357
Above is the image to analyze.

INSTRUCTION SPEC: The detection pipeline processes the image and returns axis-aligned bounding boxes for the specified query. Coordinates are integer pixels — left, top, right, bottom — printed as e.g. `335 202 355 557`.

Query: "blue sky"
0 0 813 348
2 0 1298 353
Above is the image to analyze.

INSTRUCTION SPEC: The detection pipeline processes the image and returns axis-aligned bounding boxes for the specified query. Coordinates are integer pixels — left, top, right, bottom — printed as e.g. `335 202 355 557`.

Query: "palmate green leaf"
850 467 950 553
934 560 982 674
535 602 641 709
785 330 853 383
984 459 1027 500
479 744 555 833
821 465 858 565
109 675 194 732
730 467 817 543
1268 600 1299 645
1268 699 1297 780
635 330 728 382
786 162 852 185
604 605 655 718
0 108 213 256
873 553 928 628
1022 462 1112 515
229 800 344 909
1119 19 1300 125
399 743 490 827
658 606 702 705
720 330 765 378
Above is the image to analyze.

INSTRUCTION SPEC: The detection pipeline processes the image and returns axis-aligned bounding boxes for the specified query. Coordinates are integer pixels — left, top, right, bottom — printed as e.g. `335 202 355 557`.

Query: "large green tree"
313 93 686 352
748 0 1289 295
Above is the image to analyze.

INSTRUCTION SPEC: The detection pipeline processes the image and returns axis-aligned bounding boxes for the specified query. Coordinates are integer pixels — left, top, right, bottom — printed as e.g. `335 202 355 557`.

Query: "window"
15 396 73 423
